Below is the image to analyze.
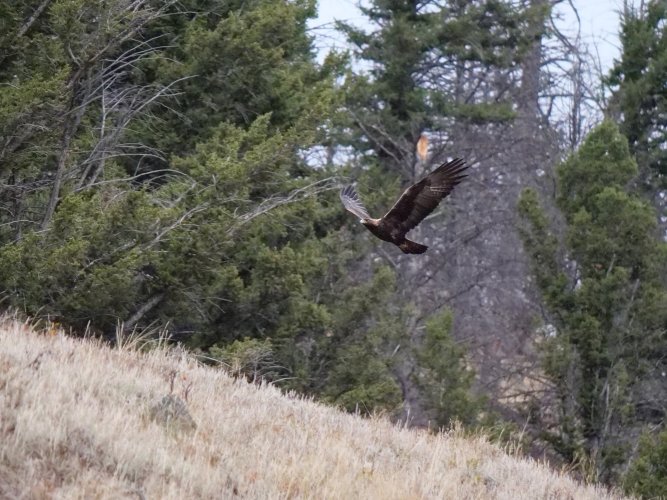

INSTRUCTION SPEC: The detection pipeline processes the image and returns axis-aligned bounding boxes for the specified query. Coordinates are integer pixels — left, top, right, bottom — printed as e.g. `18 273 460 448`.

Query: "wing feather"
381 158 468 236
340 184 371 220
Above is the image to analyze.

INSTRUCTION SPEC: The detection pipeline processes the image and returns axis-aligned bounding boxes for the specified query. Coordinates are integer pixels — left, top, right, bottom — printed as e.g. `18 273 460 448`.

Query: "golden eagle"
340 158 468 254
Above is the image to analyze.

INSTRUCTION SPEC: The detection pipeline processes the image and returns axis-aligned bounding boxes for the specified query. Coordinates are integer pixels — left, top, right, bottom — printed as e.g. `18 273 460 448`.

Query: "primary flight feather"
340 158 468 254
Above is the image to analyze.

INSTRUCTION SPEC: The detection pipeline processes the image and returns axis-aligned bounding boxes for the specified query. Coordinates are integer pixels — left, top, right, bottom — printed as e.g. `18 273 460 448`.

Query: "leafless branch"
227 177 340 235
124 293 166 332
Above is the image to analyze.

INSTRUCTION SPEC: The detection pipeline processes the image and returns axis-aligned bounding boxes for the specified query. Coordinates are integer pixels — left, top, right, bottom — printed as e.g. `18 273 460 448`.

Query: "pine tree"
332 0 543 427
607 0 667 180
337 0 535 181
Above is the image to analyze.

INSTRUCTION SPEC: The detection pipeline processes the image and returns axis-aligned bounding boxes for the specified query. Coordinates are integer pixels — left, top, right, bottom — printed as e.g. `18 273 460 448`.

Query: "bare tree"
38 0 180 229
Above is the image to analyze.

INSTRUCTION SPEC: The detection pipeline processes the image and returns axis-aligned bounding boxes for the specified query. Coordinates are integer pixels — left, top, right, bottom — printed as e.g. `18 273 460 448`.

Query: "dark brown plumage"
340 158 468 254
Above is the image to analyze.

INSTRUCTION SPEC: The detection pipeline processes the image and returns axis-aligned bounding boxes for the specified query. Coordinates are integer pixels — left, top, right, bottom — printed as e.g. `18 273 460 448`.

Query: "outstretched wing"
340 184 371 220
381 158 468 236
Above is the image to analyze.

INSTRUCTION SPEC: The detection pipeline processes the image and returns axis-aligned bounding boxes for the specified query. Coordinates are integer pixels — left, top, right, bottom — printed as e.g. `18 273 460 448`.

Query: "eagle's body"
340 158 468 254
361 218 428 254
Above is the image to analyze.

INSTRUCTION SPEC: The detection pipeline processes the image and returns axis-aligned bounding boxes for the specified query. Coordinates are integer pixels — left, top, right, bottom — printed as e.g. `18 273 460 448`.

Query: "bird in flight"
340 158 468 254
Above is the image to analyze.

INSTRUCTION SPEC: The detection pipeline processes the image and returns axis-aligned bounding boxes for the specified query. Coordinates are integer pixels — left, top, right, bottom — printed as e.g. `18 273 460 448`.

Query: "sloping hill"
0 316 622 499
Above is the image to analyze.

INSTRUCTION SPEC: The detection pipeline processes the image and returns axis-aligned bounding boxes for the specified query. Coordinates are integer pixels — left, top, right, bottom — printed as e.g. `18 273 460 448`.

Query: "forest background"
1 0 666 497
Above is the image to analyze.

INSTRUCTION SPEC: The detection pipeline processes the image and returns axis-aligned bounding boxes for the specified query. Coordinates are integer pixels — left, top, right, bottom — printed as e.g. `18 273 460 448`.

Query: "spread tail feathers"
399 239 428 254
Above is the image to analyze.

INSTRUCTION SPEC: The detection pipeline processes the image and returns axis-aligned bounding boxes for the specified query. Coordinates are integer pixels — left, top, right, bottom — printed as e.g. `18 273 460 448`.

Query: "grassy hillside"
0 316 623 499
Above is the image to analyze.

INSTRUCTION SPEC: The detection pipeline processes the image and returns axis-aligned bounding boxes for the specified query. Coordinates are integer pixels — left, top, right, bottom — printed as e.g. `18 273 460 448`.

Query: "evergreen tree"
337 0 536 181
0 0 339 345
414 310 485 428
0 0 168 236
332 0 542 427
518 121 667 483
132 0 334 158
623 426 667 498
607 0 667 180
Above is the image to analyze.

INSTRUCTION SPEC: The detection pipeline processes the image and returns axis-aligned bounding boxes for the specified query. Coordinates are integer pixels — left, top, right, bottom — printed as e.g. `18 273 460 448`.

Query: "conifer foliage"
519 122 667 484
607 0 667 180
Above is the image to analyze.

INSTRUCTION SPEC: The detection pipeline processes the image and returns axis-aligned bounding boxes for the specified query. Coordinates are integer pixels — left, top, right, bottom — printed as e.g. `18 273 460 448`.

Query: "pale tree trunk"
41 101 84 230
518 0 548 121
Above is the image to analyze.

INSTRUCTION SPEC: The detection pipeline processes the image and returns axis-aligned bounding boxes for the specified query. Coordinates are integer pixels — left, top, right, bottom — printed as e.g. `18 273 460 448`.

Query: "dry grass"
0 316 624 499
